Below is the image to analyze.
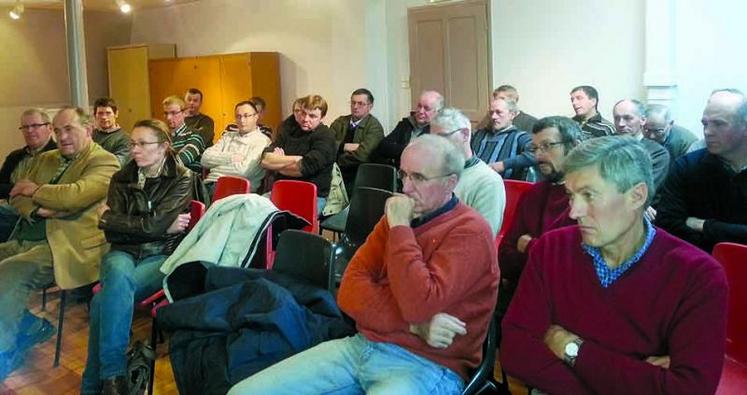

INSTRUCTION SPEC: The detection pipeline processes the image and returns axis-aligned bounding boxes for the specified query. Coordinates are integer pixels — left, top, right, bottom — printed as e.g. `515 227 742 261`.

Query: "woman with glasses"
201 100 271 195
81 119 193 395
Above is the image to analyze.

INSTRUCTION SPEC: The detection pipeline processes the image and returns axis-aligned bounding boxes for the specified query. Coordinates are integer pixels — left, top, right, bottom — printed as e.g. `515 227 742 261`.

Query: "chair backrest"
354 163 397 192
713 242 747 364
271 180 318 233
500 180 533 237
188 200 206 230
213 175 251 202
344 187 392 247
272 229 334 292
461 314 498 395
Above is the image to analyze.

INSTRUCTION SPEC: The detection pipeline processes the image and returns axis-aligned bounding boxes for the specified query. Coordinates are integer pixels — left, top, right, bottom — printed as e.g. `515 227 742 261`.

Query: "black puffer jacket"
99 154 193 258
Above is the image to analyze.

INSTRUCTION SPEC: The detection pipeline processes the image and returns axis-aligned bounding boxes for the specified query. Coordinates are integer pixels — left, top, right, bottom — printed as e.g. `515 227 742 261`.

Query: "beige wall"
0 9 131 159
130 0 372 132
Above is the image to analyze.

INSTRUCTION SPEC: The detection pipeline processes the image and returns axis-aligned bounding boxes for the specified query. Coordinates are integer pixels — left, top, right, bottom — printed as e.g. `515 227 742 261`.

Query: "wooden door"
108 46 150 131
408 0 490 122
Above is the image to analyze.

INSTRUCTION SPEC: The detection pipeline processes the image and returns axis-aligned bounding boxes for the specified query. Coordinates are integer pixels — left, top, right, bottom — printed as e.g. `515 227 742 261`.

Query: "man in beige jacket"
0 106 119 381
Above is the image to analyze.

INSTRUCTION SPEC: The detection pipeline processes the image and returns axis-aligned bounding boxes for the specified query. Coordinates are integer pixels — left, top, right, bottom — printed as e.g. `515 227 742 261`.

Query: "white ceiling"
0 0 198 12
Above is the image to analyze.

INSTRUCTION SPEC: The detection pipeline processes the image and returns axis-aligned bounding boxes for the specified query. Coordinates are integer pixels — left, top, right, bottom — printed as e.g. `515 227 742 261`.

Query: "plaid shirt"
582 218 656 288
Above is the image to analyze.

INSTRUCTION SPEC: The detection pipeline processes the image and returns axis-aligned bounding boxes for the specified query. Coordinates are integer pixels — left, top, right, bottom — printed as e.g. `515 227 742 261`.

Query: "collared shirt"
349 117 364 129
464 156 480 169
411 194 459 228
581 218 656 288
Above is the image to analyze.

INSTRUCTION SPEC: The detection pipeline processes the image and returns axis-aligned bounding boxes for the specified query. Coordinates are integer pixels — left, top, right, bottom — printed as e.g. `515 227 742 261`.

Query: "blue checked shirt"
581 218 656 288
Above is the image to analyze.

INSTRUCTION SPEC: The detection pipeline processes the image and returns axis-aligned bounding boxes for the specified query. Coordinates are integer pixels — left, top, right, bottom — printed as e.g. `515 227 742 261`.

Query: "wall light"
115 0 131 14
9 1 24 20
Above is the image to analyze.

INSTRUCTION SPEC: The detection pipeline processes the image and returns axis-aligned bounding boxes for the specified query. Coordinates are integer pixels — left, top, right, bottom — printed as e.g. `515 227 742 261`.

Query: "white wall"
489 0 645 122
673 0 747 135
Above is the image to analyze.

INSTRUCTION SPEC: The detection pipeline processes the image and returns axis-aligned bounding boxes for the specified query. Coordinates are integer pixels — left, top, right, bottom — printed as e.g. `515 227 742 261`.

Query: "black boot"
101 375 128 395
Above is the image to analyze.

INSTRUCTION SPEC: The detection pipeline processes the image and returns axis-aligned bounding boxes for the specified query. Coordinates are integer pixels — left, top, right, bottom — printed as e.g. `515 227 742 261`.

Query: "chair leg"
53 290 66 368
41 287 48 311
148 317 158 395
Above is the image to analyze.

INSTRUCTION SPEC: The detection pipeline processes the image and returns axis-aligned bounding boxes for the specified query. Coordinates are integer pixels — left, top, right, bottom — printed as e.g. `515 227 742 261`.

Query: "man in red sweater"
498 116 582 289
501 136 728 394
229 134 499 395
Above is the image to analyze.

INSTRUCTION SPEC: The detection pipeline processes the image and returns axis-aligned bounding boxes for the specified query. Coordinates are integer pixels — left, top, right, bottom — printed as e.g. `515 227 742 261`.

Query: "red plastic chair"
713 242 747 394
497 180 533 246
213 175 251 202
264 180 318 268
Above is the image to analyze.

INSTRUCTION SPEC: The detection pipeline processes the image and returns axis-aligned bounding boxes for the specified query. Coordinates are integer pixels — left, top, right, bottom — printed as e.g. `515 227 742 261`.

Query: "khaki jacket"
11 143 120 289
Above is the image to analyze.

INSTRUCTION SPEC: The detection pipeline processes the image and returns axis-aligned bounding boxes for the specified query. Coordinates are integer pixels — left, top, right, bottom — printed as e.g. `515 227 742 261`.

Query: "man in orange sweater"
229 135 499 395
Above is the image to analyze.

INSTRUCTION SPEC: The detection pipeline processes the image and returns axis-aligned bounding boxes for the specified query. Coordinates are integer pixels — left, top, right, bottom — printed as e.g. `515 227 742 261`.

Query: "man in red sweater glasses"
229 134 499 395
498 116 582 313
501 136 728 394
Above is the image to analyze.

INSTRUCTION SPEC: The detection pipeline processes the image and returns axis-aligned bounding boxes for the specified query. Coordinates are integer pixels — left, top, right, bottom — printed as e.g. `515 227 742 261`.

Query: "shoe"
101 375 128 395
17 318 56 352
0 348 26 382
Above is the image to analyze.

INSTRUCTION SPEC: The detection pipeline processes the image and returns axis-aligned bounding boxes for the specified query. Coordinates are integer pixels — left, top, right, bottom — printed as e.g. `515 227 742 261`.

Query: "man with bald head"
657 89 747 252
230 134 498 395
0 107 119 380
612 99 670 189
644 104 697 162
374 90 443 168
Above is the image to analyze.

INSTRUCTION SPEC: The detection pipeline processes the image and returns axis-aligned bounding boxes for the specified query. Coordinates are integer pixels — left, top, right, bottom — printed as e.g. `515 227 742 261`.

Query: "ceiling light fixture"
9 1 24 20
115 0 131 14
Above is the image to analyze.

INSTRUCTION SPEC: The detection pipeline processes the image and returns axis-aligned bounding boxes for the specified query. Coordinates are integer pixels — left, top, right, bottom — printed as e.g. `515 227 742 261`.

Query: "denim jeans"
228 333 464 395
81 250 165 394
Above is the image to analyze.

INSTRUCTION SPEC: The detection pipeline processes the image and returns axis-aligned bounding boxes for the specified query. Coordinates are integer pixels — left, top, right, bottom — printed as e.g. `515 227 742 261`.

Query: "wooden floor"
0 288 528 395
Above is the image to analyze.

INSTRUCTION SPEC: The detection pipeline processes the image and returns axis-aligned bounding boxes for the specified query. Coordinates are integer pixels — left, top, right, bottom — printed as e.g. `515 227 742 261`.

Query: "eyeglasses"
350 101 370 107
236 113 257 119
128 140 163 149
644 127 668 135
19 123 50 131
527 141 566 153
397 169 453 184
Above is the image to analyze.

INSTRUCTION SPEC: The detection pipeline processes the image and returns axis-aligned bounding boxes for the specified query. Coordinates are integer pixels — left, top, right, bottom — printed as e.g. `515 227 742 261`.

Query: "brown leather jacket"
99 154 193 258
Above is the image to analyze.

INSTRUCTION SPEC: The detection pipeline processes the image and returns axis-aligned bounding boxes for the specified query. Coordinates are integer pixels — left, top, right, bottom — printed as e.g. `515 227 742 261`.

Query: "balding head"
414 90 444 126
702 89 747 165
613 99 646 138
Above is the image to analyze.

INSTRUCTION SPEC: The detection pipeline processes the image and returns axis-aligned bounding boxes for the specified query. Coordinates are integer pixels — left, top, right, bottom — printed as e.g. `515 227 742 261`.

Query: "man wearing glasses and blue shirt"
230 134 498 395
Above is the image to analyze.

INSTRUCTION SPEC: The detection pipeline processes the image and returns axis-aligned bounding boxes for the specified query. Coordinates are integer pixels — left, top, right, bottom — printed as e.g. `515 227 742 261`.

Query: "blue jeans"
81 250 165 394
228 333 464 395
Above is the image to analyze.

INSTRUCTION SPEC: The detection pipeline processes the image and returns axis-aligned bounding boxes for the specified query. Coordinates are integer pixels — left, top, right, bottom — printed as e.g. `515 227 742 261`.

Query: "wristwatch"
563 338 584 367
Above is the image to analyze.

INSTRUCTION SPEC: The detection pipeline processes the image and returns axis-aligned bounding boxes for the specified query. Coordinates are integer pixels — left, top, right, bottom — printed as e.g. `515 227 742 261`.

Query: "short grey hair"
20 108 51 124
492 97 519 113
407 134 465 181
711 88 747 125
422 90 445 112
563 136 655 207
431 107 471 133
645 104 672 123
614 99 646 118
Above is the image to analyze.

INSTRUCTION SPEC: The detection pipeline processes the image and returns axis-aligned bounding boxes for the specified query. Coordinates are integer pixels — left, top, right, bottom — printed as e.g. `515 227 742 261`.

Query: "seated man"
249 96 274 140
657 89 747 252
163 95 207 173
261 95 336 213
202 101 271 194
92 97 130 167
612 99 670 190
644 103 698 163
570 85 615 139
184 88 215 147
471 97 536 180
0 109 57 241
477 85 538 133
498 116 581 297
0 109 57 199
431 107 505 237
330 88 384 194
0 107 119 380
374 90 443 168
229 134 499 395
501 136 727 394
